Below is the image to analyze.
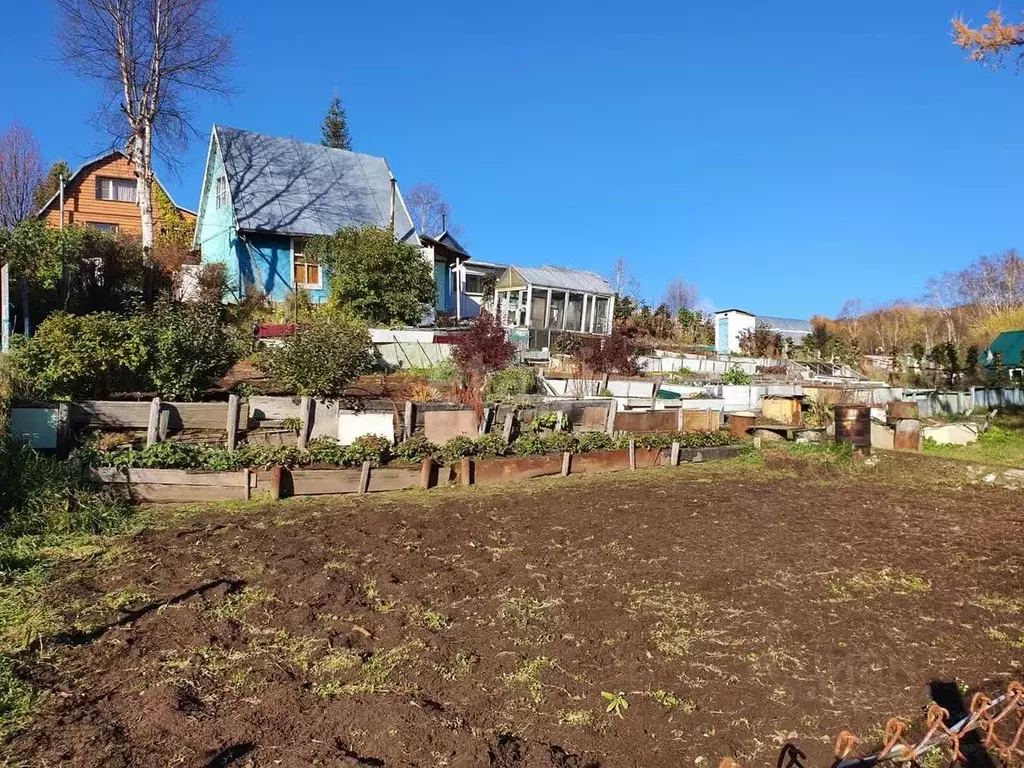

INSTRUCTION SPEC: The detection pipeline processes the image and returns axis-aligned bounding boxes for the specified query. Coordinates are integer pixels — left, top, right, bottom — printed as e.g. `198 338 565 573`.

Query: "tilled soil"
9 457 1024 767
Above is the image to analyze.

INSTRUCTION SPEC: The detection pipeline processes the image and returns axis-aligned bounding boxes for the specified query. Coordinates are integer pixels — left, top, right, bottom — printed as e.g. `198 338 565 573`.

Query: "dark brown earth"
9 453 1024 767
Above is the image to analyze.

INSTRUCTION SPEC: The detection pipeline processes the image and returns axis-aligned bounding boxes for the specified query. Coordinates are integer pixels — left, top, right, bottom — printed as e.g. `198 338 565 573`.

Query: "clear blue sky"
1 1 1022 318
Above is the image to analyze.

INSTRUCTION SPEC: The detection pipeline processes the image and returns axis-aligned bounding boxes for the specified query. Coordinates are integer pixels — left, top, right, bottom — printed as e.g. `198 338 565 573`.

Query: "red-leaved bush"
578 325 639 375
451 312 515 376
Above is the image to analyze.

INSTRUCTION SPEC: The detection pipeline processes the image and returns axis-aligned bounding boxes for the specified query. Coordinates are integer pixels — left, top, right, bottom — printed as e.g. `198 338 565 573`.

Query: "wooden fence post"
605 399 617 436
459 457 473 486
242 468 251 500
404 401 414 440
226 394 240 452
676 407 684 432
268 466 283 500
157 409 170 441
358 461 371 494
146 397 161 448
628 439 636 470
502 412 516 444
297 396 313 450
480 407 493 436
670 441 680 466
561 451 571 477
420 457 433 489
554 411 563 432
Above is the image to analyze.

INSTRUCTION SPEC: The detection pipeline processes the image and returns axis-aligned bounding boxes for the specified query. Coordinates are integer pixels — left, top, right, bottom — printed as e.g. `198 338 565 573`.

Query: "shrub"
395 434 437 464
311 226 436 326
144 298 234 400
485 367 537 401
259 308 373 399
576 431 613 453
579 327 639 376
473 434 509 459
722 366 753 385
10 311 148 400
437 436 477 465
452 312 515 376
345 434 392 467
1 437 131 537
530 411 570 432
305 437 350 466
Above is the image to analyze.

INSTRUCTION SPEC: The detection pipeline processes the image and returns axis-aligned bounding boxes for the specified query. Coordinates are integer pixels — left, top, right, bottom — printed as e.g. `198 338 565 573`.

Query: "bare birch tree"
661 276 698 316
0 122 45 229
406 183 452 236
54 0 232 267
610 257 641 299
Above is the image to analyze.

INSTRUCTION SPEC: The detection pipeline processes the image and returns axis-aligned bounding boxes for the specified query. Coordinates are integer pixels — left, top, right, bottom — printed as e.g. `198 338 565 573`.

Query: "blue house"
193 126 438 308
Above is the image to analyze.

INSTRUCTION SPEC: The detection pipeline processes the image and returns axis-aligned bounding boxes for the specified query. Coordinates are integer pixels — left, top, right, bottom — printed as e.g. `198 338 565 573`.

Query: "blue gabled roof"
214 126 419 245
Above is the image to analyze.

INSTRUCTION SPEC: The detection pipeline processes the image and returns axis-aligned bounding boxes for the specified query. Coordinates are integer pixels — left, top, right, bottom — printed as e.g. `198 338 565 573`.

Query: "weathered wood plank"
566 449 632 475
69 400 249 431
89 467 248 486
613 410 679 434
472 454 564 486
288 468 363 496
365 467 421 493
123 484 246 503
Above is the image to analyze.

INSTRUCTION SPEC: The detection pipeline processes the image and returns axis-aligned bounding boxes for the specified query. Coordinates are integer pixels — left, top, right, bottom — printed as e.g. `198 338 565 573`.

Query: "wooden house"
36 150 196 236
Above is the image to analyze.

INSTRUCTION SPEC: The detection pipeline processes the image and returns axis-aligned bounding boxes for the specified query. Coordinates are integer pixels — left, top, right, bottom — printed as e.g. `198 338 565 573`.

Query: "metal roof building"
209 126 419 245
493 264 614 336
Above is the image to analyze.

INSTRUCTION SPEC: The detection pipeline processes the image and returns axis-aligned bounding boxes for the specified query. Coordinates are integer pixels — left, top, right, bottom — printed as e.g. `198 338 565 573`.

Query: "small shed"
986 330 1024 368
493 265 614 336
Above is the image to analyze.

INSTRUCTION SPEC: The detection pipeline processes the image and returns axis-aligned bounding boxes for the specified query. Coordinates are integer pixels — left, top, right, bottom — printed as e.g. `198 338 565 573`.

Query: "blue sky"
1 1 1022 318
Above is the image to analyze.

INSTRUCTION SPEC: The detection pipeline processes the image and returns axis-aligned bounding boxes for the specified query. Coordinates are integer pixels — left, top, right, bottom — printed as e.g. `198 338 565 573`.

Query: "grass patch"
825 568 931 601
497 589 563 630
409 606 450 631
502 656 555 704
314 639 427 697
557 708 596 726
627 584 725 657
204 586 275 621
784 441 854 465
362 578 397 613
922 411 1024 468
432 649 478 681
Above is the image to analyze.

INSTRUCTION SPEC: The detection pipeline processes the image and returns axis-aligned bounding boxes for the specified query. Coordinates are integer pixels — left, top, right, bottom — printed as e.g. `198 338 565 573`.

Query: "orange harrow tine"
879 719 906 760
834 730 860 761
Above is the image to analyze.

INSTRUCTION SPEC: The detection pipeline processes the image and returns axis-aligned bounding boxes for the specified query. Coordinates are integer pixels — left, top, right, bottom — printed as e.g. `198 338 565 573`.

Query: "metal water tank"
834 405 871 455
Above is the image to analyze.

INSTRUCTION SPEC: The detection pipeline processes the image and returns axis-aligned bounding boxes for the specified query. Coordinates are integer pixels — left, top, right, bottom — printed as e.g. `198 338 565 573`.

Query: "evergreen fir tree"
321 94 352 150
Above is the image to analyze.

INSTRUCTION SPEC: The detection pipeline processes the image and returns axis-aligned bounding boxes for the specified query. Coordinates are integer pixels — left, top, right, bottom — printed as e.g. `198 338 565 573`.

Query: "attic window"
215 175 228 209
292 240 321 289
96 177 137 203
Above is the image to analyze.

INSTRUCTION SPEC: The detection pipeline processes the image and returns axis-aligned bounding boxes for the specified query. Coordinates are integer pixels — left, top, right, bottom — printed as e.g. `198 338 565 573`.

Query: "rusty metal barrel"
727 412 756 439
894 419 922 451
834 404 871 455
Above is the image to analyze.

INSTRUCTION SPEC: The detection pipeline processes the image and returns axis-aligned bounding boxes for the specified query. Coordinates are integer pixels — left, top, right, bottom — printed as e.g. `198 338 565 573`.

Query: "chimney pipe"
441 211 447 233
389 178 396 236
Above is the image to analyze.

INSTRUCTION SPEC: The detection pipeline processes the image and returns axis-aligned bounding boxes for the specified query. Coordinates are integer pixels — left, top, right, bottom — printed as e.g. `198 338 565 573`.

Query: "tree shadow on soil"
52 578 246 647
929 679 996 768
205 742 256 768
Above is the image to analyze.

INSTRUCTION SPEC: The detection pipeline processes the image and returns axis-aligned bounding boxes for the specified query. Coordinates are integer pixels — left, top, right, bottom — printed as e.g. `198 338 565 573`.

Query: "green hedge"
83 430 740 471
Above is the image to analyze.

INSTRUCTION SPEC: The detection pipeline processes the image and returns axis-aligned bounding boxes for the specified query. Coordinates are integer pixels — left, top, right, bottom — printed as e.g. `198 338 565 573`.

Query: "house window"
215 175 228 209
96 177 137 203
86 222 119 233
292 240 321 288
593 297 610 334
465 274 485 294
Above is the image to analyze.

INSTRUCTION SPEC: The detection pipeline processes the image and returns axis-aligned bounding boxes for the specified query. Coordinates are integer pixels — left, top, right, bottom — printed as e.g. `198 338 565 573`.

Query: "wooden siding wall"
40 154 193 234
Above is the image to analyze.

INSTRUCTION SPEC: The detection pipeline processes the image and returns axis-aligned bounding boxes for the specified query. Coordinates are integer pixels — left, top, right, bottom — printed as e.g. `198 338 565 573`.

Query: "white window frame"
215 175 228 209
290 237 323 290
86 221 119 234
96 176 138 203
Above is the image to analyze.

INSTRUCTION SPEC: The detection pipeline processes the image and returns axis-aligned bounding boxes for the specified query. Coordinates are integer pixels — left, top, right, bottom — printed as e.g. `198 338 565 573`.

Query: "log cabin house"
35 150 196 236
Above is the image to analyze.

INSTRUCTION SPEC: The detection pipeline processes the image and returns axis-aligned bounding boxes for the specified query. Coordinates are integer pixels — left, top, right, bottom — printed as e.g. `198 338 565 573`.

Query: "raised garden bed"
88 444 745 503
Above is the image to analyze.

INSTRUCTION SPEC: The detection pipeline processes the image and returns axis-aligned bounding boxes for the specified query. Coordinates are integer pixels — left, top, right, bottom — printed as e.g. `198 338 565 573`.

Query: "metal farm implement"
722 681 1024 768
